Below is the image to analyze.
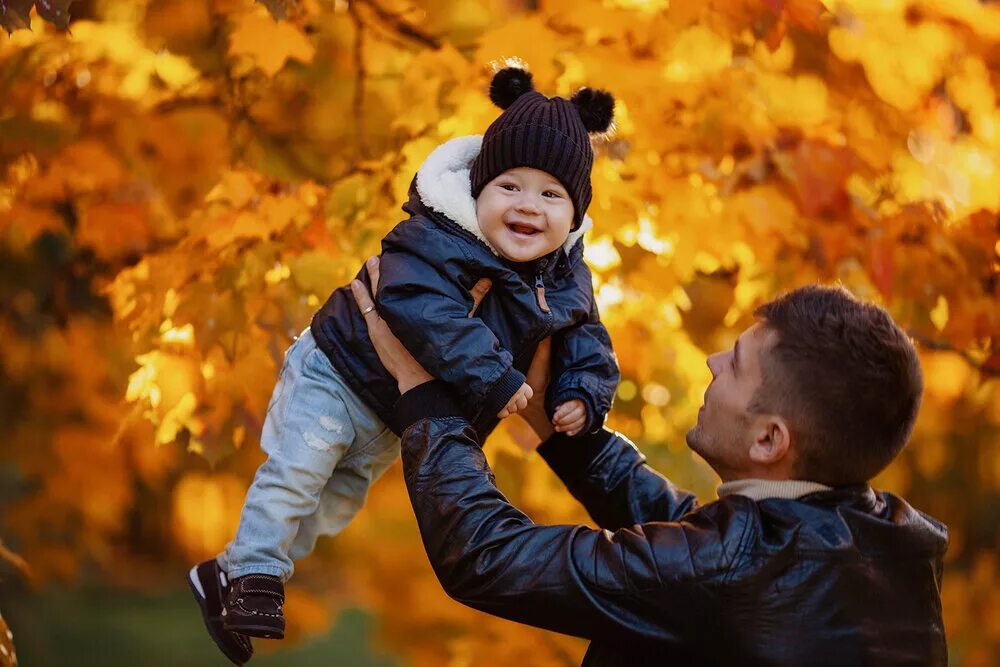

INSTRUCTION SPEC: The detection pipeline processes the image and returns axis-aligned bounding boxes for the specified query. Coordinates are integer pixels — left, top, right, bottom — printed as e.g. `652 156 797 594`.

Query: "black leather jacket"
392 382 949 666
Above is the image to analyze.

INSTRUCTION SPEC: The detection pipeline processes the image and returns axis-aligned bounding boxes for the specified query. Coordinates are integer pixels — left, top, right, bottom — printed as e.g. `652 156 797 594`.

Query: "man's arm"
537 429 700 529
393 384 741 643
350 272 740 642
518 330 697 530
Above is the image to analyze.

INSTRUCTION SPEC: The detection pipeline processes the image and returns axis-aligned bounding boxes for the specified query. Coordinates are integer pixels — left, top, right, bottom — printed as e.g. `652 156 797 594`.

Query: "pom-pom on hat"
470 63 615 230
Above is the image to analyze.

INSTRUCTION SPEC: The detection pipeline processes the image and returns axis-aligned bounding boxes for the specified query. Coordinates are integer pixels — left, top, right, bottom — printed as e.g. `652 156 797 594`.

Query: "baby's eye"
543 190 563 198
498 183 517 191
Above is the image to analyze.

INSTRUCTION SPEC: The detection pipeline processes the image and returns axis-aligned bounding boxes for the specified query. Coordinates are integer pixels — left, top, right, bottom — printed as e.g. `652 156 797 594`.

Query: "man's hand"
497 382 533 419
467 276 492 316
552 399 587 436
515 338 555 444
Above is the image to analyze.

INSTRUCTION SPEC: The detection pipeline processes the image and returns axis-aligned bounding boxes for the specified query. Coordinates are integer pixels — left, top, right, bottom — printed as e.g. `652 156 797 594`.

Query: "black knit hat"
470 66 615 230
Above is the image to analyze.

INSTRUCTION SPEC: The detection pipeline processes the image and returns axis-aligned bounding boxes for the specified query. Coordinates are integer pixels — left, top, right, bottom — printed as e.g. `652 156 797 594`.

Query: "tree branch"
151 94 224 115
348 0 368 158
908 331 999 378
355 0 441 49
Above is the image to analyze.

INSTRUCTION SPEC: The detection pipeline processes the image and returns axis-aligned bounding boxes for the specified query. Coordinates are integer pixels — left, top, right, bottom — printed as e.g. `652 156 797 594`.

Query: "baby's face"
475 167 574 263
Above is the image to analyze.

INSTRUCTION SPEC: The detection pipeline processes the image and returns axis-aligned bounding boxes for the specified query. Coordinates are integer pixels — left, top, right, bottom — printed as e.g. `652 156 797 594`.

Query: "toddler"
188 65 620 665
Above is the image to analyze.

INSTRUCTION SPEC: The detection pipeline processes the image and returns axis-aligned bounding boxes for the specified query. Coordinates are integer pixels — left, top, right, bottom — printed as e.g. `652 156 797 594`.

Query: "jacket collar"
717 478 833 502
414 135 592 259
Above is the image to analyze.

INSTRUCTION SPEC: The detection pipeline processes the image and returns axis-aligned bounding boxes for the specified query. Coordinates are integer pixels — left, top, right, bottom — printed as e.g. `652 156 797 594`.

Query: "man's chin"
684 426 700 452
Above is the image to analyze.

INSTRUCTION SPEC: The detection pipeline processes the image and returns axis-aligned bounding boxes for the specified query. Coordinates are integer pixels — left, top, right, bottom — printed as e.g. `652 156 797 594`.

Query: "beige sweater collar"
717 478 832 502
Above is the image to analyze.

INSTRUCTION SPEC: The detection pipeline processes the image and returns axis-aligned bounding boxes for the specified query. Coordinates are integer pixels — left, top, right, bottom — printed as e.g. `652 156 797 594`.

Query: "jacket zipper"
511 260 555 370
533 257 552 314
534 272 550 313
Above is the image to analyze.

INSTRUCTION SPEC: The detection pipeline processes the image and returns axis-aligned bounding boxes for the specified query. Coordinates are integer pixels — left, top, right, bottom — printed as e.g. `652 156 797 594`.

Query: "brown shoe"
188 560 254 665
222 573 286 639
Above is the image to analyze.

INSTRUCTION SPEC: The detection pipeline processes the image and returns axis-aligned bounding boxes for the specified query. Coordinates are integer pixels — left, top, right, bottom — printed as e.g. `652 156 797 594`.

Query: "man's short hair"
752 285 923 486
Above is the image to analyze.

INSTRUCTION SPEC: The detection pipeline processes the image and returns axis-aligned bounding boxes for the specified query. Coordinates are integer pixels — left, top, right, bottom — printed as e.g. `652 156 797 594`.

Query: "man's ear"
748 415 793 467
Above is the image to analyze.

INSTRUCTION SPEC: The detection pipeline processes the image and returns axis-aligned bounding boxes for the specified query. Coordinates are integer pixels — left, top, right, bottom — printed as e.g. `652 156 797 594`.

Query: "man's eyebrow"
734 336 742 371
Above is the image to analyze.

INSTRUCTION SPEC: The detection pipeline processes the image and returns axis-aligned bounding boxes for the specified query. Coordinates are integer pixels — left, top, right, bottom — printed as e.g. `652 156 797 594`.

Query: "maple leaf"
256 0 297 20
34 0 71 28
228 9 315 77
1 0 33 34
1 1 999 660
0 609 17 667
0 0 72 33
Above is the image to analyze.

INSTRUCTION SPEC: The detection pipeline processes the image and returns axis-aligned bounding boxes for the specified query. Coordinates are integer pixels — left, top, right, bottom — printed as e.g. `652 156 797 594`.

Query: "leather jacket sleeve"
375 248 525 419
537 430 700 530
395 382 748 643
547 300 620 434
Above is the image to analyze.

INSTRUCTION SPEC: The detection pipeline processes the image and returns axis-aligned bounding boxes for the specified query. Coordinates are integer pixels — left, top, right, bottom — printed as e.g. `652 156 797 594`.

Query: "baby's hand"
498 382 534 419
553 399 587 436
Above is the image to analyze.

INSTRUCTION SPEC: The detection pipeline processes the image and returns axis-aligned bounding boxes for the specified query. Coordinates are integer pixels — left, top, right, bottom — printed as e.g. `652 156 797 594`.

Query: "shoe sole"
188 564 253 665
224 623 285 640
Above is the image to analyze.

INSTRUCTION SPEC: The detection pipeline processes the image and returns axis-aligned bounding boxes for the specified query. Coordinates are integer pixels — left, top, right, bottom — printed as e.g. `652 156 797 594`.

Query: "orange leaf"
77 201 151 262
228 11 315 77
868 236 896 299
781 139 857 218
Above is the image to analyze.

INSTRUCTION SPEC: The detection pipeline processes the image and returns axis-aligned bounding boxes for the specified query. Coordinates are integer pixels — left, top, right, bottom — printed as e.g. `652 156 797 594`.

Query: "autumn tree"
1 0 998 664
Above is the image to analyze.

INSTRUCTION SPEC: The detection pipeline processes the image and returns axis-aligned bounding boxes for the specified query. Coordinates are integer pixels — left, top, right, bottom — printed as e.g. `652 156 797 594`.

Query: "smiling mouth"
506 222 541 237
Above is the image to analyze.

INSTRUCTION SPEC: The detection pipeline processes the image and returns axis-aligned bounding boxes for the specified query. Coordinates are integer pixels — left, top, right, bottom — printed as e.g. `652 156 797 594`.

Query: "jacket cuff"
537 428 616 479
388 380 466 435
481 367 527 419
550 387 601 435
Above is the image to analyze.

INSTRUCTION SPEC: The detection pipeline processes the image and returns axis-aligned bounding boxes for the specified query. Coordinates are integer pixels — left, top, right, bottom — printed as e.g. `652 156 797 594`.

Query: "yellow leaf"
171 473 246 559
474 18 564 85
291 251 340 295
930 295 949 331
205 170 259 208
154 50 201 89
662 25 732 83
584 236 622 271
228 11 315 77
156 391 198 444
923 352 969 402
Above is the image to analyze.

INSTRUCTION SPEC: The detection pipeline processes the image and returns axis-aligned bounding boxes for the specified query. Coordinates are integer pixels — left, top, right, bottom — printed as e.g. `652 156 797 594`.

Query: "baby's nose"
516 196 541 213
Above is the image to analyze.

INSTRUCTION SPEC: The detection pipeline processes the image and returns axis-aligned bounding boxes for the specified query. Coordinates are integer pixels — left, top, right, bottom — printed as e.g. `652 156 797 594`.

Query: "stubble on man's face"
686 408 753 478
686 324 773 479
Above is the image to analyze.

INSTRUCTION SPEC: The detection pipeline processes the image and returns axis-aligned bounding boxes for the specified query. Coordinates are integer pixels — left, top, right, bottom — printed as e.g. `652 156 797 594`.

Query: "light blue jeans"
217 329 400 581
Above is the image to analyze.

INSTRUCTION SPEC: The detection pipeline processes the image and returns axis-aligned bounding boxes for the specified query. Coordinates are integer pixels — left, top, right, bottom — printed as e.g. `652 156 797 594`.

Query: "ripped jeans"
217 328 400 581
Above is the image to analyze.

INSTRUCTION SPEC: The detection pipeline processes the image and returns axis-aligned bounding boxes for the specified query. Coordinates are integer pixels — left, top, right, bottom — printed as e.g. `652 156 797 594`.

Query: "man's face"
475 167 575 263
686 322 778 480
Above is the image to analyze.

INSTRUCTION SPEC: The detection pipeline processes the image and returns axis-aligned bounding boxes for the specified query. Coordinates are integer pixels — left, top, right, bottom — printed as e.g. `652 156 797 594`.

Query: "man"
350 257 948 666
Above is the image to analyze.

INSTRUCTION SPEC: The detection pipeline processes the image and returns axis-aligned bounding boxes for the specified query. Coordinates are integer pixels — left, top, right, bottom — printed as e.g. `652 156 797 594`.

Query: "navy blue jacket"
392 382 949 666
311 136 619 438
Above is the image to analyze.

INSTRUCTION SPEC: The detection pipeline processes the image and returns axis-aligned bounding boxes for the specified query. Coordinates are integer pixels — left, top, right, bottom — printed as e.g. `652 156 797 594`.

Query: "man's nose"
706 352 722 377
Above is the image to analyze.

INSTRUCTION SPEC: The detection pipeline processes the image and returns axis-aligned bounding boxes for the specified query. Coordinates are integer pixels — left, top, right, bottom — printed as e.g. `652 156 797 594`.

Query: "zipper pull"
535 272 550 313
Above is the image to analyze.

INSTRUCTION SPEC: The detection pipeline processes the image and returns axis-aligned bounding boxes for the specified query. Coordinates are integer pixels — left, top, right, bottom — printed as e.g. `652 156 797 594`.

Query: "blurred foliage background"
1 0 998 665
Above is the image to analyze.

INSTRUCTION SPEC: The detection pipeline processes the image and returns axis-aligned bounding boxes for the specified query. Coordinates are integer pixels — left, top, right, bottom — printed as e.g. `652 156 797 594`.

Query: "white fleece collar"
414 135 592 257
